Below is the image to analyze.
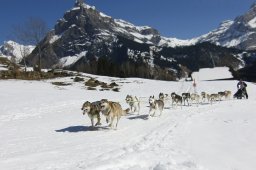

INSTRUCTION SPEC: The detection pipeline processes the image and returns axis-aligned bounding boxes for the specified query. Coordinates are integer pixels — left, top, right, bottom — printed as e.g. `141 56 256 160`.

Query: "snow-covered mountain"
0 41 35 63
49 1 194 49
4 1 256 72
198 3 256 50
25 0 244 80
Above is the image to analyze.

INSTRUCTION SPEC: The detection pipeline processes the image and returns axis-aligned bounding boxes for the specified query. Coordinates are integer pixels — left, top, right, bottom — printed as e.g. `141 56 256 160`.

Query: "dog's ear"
102 99 108 102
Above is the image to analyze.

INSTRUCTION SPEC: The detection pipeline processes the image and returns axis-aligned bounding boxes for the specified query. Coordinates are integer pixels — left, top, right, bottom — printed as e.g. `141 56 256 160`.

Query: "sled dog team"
81 90 233 129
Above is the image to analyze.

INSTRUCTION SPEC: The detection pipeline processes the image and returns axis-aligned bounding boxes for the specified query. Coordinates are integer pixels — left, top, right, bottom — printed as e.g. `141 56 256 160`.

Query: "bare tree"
13 17 48 72
12 25 29 72
19 45 31 72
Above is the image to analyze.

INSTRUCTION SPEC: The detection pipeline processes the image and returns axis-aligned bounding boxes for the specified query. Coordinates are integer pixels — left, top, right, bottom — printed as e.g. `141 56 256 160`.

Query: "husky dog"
201 92 208 103
206 94 211 103
218 91 226 100
209 93 219 104
224 90 232 100
159 93 170 106
125 95 140 114
182 93 190 106
81 101 102 127
100 99 129 129
171 92 183 108
190 93 200 106
148 96 164 117
159 93 169 100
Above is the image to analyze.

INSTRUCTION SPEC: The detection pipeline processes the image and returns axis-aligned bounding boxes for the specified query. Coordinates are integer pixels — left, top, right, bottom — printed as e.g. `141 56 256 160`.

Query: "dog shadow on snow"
127 114 149 120
55 125 109 133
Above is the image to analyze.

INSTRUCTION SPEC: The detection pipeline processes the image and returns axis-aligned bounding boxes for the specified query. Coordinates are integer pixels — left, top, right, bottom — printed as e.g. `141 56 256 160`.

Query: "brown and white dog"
81 101 102 127
224 90 232 100
209 93 220 104
218 91 226 100
100 99 129 129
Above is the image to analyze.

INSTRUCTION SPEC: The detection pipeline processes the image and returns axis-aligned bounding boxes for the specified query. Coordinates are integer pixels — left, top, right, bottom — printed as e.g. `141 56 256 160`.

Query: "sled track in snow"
76 103 222 170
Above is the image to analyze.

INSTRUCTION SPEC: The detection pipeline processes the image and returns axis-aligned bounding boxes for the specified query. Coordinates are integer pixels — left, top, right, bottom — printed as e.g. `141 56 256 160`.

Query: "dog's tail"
122 108 130 116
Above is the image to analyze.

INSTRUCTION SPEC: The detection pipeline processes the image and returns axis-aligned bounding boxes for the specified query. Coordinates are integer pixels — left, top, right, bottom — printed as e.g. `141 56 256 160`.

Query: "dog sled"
233 88 246 99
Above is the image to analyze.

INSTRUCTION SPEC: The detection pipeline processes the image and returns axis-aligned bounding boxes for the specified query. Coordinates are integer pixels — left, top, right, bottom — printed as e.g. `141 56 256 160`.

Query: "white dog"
125 95 140 114
190 93 200 106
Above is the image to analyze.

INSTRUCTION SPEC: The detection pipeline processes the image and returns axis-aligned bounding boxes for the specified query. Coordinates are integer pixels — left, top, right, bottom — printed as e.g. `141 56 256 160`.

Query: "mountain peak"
74 0 95 10
0 40 35 63
75 0 85 7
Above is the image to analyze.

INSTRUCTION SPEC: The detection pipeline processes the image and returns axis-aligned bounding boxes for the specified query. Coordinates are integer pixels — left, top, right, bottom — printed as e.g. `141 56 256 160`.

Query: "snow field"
0 70 256 170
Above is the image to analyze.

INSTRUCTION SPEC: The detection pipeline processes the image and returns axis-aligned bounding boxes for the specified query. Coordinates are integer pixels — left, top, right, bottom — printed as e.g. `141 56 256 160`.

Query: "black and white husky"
148 96 164 117
159 92 170 106
171 92 183 108
182 93 190 106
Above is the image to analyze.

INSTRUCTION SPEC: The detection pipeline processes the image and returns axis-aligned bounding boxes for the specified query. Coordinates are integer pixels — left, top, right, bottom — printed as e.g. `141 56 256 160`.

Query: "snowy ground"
0 68 256 170
191 67 233 81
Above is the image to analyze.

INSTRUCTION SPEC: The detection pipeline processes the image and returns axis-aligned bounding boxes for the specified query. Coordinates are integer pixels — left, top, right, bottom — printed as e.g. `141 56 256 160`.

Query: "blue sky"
0 0 255 44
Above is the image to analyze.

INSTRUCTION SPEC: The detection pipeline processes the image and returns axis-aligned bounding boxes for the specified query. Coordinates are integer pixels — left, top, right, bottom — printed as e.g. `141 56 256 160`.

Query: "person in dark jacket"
236 79 248 99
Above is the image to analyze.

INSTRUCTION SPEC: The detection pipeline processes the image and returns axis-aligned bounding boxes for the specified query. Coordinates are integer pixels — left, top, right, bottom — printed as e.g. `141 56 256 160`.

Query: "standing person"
193 78 197 94
237 79 248 99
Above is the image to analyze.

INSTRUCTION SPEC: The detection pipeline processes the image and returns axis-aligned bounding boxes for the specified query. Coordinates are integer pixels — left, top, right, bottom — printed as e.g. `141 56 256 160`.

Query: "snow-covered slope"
111 1 256 50
197 20 234 45
0 41 35 63
198 3 256 50
159 37 197 47
1 68 256 170
191 67 233 81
